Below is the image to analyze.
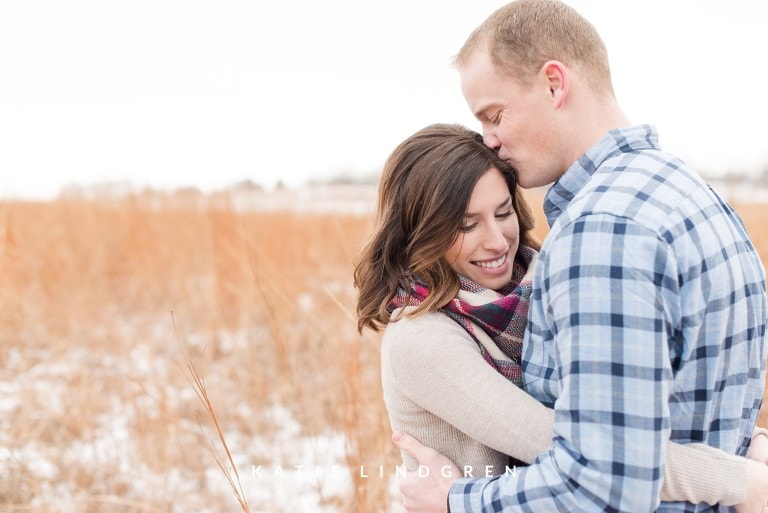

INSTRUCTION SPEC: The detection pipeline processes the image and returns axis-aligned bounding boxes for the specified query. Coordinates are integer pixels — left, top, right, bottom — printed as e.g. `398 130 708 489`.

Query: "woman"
354 123 767 506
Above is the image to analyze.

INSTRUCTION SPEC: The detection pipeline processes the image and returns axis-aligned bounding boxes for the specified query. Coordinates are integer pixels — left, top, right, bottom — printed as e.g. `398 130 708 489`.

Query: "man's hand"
392 431 461 513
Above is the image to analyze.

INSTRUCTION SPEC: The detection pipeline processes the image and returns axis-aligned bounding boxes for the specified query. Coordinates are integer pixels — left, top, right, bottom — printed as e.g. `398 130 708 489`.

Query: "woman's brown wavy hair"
354 123 539 333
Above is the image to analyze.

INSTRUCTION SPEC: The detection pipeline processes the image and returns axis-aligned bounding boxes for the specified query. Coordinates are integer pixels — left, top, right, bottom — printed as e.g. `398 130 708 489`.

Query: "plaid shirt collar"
542 124 660 228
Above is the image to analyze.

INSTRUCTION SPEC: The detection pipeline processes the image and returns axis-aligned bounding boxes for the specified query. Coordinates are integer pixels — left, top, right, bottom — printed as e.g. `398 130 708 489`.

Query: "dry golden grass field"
0 186 766 512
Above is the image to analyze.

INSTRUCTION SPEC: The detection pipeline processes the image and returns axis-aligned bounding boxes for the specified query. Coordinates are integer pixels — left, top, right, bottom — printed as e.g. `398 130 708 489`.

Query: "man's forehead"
459 54 508 117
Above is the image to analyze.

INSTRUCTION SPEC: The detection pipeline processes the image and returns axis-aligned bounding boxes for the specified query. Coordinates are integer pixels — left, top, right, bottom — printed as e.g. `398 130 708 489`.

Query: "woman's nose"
483 222 508 251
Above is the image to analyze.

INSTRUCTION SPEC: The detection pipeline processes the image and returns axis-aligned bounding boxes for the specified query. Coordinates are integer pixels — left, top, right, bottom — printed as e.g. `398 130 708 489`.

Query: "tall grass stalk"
174 310 251 513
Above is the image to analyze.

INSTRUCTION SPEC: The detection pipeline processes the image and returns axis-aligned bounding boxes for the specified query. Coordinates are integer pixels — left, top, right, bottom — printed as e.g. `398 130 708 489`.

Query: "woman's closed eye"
459 210 514 232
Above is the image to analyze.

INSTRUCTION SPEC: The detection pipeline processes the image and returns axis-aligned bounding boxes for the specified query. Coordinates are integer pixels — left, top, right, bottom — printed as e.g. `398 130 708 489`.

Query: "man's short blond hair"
454 0 614 95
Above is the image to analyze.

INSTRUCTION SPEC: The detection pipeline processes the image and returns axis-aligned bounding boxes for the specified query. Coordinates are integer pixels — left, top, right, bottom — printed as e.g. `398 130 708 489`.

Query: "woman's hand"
747 430 768 464
736 430 768 513
736 459 768 513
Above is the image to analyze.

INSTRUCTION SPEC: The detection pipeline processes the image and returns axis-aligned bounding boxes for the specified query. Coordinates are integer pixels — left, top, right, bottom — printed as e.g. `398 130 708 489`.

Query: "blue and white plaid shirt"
449 125 768 512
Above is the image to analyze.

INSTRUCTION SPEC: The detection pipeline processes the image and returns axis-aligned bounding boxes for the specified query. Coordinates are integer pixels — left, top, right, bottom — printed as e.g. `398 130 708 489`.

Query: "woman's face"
444 167 519 291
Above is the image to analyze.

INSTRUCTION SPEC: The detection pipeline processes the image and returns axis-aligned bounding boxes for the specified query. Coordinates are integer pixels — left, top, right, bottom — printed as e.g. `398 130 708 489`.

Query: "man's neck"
563 95 631 171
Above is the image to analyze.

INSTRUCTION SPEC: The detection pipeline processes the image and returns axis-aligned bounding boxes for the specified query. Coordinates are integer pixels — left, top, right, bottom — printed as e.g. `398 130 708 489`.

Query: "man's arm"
449 215 675 512
393 432 768 513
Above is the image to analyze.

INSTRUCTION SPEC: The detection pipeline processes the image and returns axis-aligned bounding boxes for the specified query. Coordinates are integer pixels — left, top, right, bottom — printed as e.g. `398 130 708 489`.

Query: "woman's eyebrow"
464 197 512 217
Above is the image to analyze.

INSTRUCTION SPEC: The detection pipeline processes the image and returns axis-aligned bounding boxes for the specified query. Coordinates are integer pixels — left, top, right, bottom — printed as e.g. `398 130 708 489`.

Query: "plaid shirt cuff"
448 477 496 513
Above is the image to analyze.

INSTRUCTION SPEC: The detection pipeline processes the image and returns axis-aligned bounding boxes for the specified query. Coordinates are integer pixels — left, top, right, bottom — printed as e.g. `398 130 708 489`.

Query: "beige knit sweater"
381 308 748 505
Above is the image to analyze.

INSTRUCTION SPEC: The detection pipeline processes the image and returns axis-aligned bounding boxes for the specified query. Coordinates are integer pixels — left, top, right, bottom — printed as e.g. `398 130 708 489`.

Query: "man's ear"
541 60 569 108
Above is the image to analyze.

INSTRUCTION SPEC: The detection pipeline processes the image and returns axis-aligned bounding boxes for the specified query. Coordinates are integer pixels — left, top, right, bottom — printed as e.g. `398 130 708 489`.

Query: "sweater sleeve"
384 312 552 464
660 443 746 505
384 312 748 505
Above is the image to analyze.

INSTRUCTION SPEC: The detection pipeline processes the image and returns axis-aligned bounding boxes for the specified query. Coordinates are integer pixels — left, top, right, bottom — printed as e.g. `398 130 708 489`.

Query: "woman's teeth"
475 255 506 269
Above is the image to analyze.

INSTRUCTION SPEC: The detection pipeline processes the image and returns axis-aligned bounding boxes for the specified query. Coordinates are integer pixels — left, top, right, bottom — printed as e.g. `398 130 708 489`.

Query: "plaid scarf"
389 245 535 388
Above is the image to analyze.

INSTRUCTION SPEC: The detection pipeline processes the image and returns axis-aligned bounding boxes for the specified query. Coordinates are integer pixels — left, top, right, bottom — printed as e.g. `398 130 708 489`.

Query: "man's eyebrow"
471 108 485 120
472 103 499 120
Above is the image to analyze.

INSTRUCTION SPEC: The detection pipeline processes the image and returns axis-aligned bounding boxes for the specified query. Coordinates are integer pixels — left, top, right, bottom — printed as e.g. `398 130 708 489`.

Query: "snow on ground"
0 324 402 512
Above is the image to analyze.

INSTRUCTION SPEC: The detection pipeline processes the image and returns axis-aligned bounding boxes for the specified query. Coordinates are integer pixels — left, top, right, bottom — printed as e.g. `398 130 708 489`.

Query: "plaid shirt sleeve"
448 213 683 512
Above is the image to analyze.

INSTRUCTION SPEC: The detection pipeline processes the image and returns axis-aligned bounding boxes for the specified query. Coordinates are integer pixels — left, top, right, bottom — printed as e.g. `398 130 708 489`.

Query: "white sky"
1 0 767 199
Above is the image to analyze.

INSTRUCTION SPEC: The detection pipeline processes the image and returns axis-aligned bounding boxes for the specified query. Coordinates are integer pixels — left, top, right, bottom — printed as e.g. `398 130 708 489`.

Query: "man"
392 1 768 511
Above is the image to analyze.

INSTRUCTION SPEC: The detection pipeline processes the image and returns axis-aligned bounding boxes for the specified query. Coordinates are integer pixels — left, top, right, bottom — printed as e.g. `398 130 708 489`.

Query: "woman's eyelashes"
458 209 515 233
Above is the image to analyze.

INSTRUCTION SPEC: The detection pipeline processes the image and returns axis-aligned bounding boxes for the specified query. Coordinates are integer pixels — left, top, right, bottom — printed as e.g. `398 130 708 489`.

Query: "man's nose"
482 130 501 152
